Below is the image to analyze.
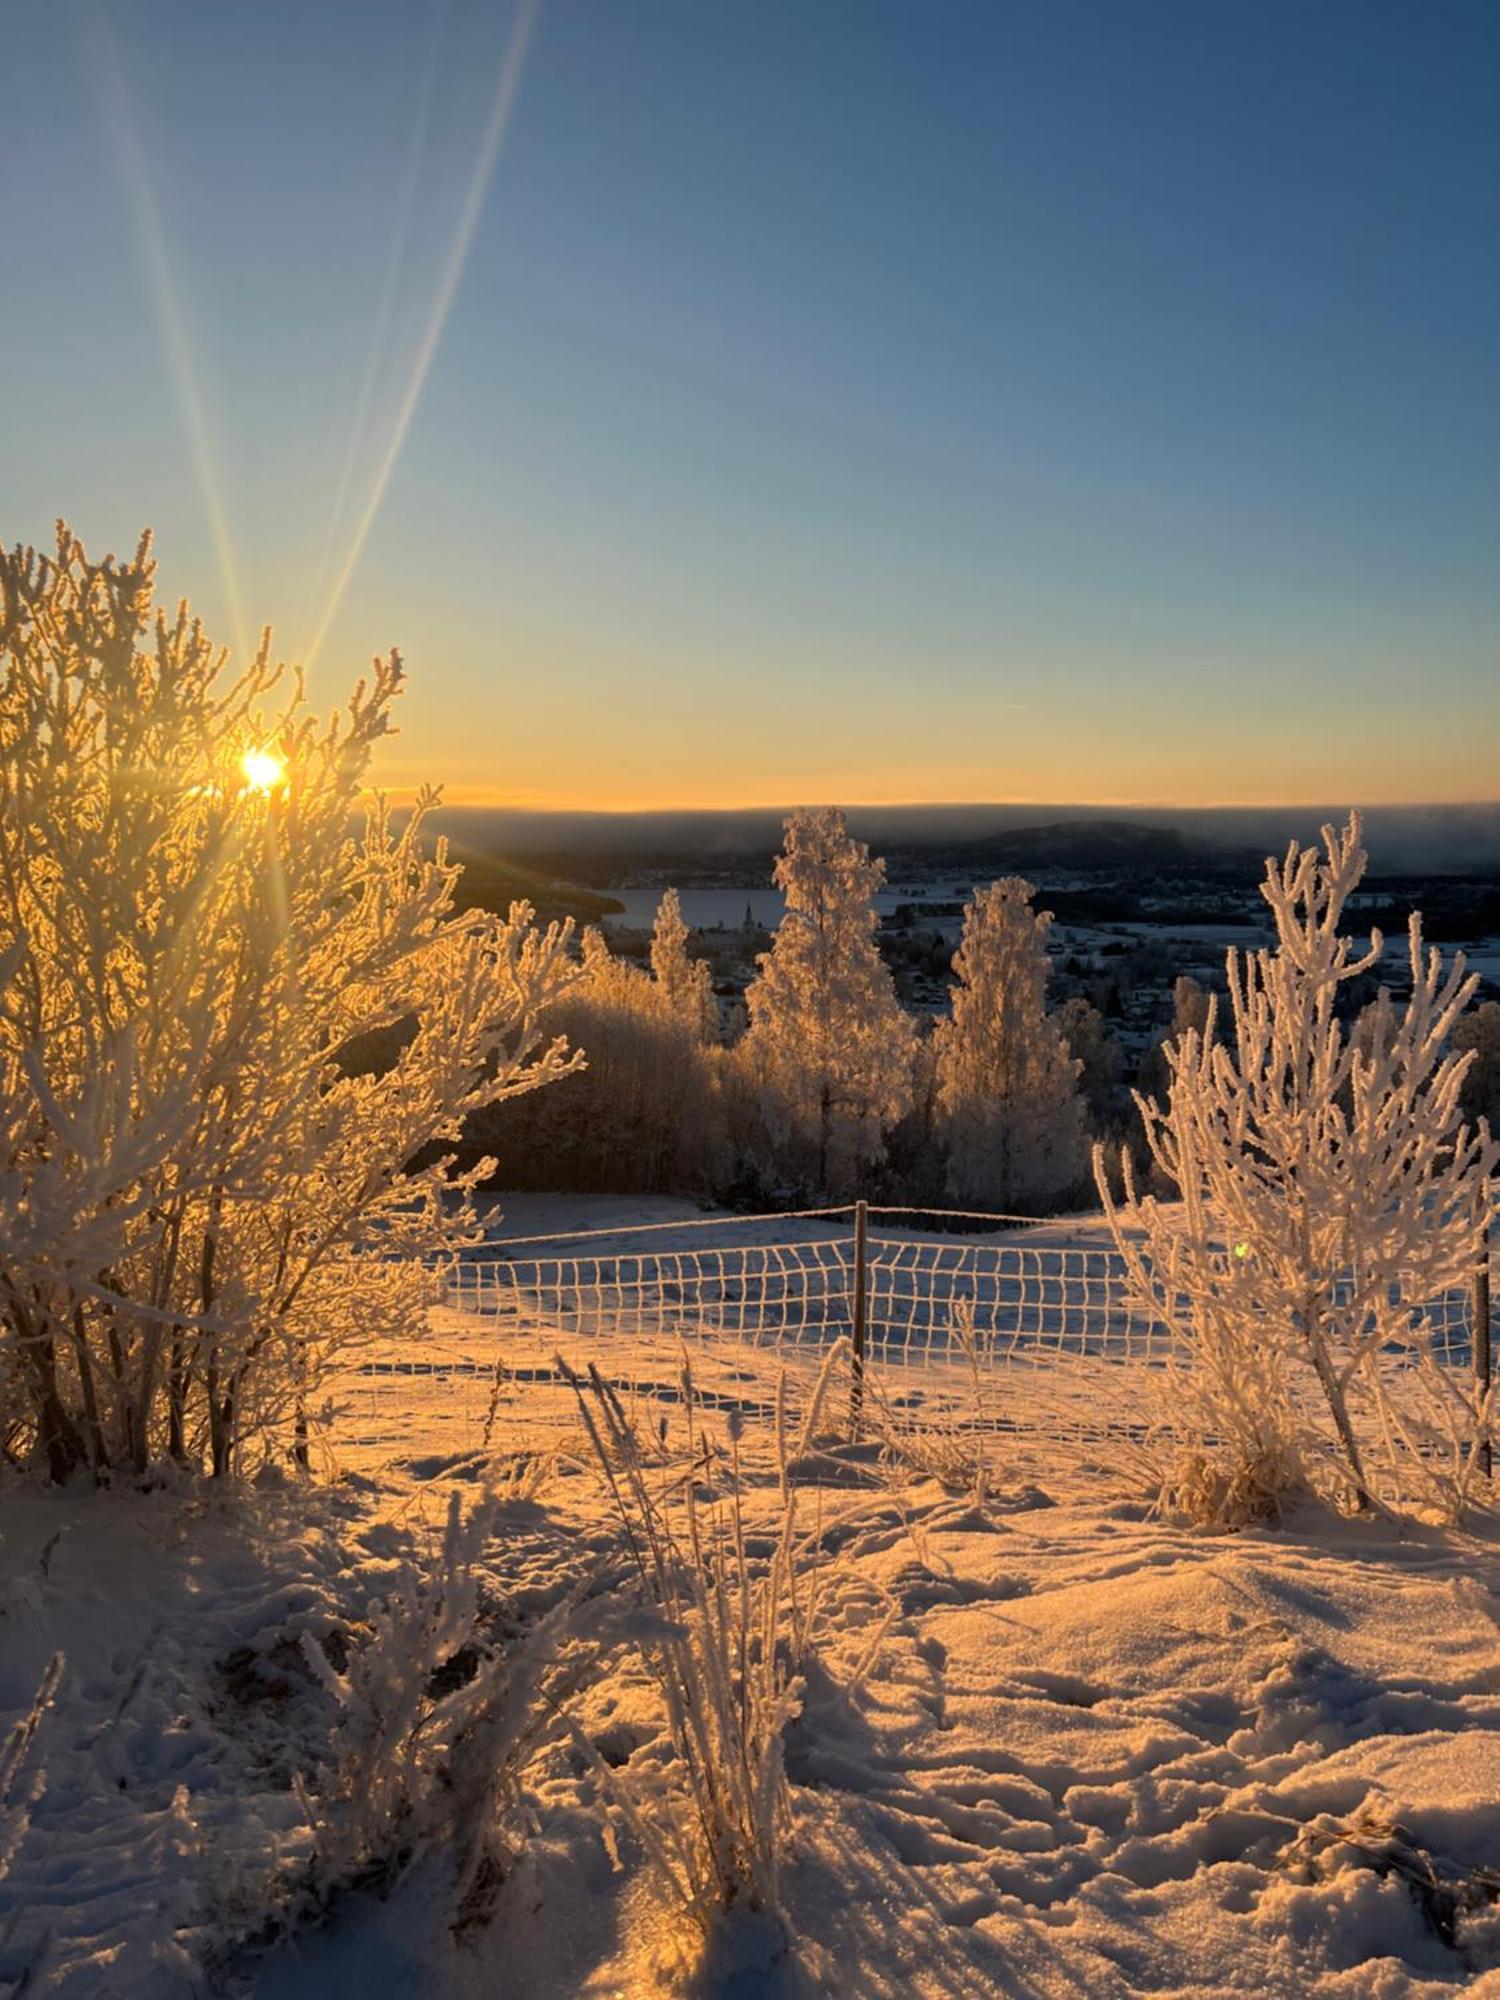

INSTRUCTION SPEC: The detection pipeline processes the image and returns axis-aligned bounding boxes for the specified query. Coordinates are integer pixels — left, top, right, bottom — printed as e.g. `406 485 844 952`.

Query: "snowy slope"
3 1316 1499 1998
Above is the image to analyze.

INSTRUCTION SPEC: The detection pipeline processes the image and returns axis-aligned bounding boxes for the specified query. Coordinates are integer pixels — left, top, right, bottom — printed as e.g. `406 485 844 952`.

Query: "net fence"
331 1210 1487 1489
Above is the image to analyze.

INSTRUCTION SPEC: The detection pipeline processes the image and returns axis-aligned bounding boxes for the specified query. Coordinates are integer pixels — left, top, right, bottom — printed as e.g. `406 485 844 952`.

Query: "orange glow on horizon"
365 689 1500 820
370 777 1500 817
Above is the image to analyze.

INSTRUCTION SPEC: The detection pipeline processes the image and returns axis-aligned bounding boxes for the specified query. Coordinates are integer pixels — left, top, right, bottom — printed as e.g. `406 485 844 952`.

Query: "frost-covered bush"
0 525 581 1479
1136 975 1214 1115
0 1652 61 1883
565 1361 811 1940
297 1493 595 1929
1454 1000 1500 1132
1055 994 1123 1134
472 917 723 1194
1097 813 1498 1523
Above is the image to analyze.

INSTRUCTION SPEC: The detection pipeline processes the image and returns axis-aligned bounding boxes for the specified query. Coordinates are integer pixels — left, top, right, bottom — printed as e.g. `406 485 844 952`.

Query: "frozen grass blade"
561 1355 808 1938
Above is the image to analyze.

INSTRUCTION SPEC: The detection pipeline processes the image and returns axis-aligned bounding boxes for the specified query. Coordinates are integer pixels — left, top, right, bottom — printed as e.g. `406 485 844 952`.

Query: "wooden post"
849 1198 869 1440
1477 1178 1493 1482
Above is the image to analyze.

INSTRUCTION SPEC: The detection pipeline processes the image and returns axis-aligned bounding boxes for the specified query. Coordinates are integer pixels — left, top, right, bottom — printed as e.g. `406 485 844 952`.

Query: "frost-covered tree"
650 888 719 1043
0 525 581 1480
882 1020 945 1204
933 879 1087 1213
1055 995 1122 1131
1137 975 1213 1112
1096 813 1498 1522
1454 1000 1500 1132
740 808 914 1196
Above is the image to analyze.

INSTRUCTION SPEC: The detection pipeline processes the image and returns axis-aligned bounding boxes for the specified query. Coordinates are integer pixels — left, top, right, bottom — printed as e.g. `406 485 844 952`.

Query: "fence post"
1477 1177 1493 1481
849 1198 869 1440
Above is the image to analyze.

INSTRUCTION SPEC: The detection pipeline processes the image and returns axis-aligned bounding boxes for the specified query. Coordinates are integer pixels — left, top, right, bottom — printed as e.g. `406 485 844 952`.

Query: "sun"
240 747 286 794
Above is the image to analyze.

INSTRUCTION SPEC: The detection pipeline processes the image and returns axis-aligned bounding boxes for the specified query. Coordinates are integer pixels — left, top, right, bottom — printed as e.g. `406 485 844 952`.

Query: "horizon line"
396 791 1500 817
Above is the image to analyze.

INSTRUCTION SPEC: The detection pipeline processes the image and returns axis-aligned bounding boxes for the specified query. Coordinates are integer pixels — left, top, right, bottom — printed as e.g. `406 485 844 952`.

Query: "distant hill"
426 808 1246 884
885 817 1260 876
426 802 1500 878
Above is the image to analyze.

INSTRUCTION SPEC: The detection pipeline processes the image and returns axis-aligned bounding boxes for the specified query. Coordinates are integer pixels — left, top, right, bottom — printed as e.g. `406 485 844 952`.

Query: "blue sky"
3 0 1497 806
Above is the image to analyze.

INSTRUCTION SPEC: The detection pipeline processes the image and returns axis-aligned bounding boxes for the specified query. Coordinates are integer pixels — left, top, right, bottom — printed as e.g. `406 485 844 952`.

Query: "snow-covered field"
3 1200 1499 1998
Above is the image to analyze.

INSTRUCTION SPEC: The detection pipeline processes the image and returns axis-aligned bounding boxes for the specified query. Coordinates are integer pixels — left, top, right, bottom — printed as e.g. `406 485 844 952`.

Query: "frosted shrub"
1276 1803 1500 1966
564 1360 812 1940
1056 993 1123 1133
475 922 722 1195
298 1493 594 1927
1097 813 1497 1523
0 526 580 1479
0 1652 62 1882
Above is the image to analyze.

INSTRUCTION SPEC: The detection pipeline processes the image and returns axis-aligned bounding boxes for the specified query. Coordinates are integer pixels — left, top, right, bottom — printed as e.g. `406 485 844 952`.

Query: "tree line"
473 806 1108 1214
472 809 1500 1218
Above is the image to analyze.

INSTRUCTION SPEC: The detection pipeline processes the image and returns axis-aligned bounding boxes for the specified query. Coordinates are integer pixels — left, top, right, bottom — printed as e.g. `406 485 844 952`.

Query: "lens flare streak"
307 0 451 616
304 0 541 671
85 8 251 666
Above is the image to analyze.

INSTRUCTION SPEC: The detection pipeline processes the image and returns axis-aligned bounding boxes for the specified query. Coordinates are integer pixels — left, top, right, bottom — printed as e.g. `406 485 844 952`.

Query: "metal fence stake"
849 1198 869 1441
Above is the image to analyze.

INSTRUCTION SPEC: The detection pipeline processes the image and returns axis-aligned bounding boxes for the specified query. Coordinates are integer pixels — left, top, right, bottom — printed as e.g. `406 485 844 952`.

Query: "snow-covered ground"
3 1221 1499 1998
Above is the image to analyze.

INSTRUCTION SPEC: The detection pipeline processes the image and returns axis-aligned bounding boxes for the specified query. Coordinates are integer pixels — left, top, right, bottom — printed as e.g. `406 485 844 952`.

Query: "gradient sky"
4 1 1498 808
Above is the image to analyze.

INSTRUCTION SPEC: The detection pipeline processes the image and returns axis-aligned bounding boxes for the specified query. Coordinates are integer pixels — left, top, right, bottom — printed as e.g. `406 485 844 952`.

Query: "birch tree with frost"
1097 812 1497 1522
741 808 914 1197
650 888 719 1043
